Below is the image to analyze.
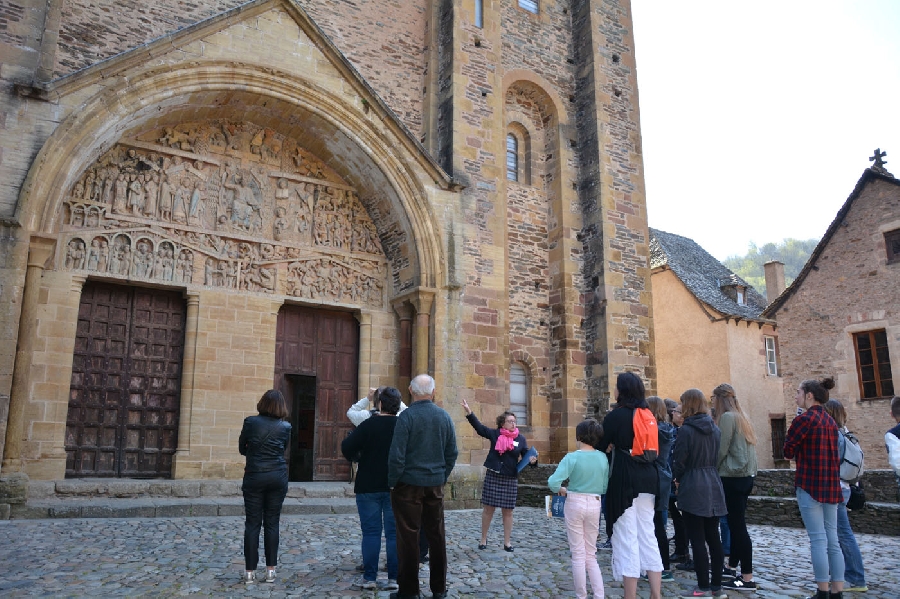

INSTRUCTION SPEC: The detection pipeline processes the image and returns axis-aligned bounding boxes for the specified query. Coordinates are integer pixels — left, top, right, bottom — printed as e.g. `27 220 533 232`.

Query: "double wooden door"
275 305 358 481
66 282 185 478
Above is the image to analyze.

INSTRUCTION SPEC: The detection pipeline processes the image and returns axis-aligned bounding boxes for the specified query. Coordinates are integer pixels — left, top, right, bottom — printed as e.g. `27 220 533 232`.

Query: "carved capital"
27 235 56 269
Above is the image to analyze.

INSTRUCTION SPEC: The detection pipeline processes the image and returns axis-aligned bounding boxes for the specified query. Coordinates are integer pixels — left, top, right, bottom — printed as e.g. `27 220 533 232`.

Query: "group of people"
237 374 458 599
234 372 899 599
546 373 880 599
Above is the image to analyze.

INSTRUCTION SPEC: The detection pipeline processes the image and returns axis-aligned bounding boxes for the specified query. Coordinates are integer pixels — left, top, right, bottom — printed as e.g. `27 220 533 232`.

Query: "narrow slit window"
506 134 518 181
510 363 528 425
475 0 483 28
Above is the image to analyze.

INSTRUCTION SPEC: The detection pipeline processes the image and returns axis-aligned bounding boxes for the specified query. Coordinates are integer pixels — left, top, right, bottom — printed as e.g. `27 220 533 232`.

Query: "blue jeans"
797 487 844 584
242 469 288 570
837 487 866 587
356 492 398 581
719 516 730 555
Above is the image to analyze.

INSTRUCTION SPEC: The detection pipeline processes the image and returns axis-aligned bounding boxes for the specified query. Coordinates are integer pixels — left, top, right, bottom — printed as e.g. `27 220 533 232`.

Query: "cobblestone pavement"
0 508 896 598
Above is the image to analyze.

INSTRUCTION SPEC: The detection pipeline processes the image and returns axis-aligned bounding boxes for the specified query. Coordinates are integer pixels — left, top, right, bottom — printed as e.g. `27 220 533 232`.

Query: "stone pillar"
173 292 200 479
411 290 435 376
2 237 55 472
356 311 372 400
392 301 414 395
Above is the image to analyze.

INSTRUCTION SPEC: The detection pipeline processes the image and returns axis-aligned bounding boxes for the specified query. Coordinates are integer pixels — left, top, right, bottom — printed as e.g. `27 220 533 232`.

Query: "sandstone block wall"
775 176 900 469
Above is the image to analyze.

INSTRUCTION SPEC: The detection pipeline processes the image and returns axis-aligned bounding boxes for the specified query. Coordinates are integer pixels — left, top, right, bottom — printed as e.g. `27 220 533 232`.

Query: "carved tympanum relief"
59 120 386 308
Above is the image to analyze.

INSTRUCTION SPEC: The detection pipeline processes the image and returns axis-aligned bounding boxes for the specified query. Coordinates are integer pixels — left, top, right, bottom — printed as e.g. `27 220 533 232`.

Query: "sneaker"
676 559 695 571
378 579 400 591
242 571 256 584
640 571 675 582
351 577 377 590
682 589 712 598
844 586 868 593
723 577 757 591
599 539 612 550
420 554 430 563
263 569 276 583
722 566 737 577
710 589 727 599
670 552 689 562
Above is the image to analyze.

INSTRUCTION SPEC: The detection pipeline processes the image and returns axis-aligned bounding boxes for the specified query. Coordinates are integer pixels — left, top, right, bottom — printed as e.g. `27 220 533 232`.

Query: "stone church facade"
0 0 653 483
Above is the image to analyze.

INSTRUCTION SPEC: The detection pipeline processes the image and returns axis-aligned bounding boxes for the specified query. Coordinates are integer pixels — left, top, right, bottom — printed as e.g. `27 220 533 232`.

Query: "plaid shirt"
783 405 842 504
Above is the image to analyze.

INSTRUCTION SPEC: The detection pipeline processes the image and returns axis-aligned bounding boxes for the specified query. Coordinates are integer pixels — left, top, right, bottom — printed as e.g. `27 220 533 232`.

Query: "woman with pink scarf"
462 399 538 551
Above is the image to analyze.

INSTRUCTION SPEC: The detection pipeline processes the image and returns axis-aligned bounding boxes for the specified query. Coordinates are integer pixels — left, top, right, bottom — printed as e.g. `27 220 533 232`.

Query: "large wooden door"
275 305 358 481
66 282 185 478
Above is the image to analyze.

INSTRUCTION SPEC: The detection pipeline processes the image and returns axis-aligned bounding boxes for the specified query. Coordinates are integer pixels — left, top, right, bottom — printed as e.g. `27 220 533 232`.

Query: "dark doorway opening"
284 374 316 482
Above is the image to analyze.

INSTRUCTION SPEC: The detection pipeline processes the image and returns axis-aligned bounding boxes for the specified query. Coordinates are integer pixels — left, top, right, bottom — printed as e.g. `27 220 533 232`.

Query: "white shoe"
242 571 256 584
264 569 276 583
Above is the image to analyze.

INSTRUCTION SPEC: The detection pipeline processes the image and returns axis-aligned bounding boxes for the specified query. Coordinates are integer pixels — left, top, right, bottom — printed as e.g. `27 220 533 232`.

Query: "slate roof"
762 167 900 317
650 228 771 322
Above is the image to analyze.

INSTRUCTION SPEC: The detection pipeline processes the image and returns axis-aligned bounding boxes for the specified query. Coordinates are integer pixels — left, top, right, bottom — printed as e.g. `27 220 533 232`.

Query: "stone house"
0 0 654 484
650 228 783 468
763 161 900 469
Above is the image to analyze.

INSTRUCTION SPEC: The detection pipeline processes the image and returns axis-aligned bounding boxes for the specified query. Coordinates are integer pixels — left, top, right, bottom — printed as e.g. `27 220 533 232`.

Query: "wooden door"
275 305 358 481
66 282 185 478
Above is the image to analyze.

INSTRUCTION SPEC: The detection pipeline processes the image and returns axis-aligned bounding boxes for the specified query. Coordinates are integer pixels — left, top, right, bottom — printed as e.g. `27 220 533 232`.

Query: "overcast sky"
632 1 900 260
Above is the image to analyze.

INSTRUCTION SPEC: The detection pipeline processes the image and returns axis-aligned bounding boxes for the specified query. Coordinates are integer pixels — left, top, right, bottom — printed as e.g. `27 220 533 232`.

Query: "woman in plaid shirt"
783 378 845 599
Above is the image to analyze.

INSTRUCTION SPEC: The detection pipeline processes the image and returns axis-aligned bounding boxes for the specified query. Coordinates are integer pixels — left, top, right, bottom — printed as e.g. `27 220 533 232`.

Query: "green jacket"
717 411 758 478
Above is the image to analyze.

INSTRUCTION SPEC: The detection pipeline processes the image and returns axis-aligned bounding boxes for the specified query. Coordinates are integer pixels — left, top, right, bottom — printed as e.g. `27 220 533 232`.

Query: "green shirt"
548 449 609 495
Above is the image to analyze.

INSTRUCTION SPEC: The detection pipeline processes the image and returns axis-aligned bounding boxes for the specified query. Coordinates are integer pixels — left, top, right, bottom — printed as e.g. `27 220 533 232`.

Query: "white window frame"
765 335 778 376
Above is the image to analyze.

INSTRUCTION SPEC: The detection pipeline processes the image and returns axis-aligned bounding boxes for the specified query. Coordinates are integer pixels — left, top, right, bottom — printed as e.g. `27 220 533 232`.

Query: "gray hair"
409 374 435 396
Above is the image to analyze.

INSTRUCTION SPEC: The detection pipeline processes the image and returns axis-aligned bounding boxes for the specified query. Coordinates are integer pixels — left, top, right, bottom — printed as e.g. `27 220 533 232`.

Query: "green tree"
723 238 819 300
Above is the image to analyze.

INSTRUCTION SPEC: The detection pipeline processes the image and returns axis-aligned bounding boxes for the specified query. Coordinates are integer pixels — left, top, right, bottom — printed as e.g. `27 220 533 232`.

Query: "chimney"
764 260 786 302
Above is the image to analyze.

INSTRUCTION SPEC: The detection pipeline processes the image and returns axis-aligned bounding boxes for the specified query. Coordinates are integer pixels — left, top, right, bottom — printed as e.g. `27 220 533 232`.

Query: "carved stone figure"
113 174 128 213
87 239 101 271
66 239 86 270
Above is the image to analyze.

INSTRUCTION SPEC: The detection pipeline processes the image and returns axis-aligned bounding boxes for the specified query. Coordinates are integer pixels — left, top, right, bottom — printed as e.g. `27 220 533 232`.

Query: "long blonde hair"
712 383 757 445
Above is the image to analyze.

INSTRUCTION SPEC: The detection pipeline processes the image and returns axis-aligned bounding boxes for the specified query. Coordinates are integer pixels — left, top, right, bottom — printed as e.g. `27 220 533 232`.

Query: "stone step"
9 496 358 520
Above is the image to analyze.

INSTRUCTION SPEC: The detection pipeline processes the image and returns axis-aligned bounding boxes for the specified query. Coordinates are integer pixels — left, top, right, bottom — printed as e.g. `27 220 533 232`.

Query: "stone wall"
773 174 900 470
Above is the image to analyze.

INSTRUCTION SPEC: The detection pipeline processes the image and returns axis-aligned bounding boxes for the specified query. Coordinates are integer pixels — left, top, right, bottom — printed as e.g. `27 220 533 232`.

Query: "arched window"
506 134 518 181
510 363 528 425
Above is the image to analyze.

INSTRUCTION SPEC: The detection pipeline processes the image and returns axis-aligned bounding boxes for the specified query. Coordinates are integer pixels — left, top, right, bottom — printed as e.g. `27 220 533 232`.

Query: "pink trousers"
564 492 605 599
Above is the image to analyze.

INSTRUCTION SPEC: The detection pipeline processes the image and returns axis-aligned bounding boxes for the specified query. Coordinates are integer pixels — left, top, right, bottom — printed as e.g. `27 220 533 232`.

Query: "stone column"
411 290 435 377
356 311 372 401
392 301 413 395
173 292 200 479
2 237 55 472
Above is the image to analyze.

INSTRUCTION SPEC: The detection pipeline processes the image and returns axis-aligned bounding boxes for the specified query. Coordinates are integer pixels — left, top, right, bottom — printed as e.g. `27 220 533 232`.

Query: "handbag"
846 482 866 511
545 494 566 518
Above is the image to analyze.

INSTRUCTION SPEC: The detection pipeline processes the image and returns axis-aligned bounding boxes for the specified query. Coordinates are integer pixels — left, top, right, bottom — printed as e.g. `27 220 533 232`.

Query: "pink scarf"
495 427 519 454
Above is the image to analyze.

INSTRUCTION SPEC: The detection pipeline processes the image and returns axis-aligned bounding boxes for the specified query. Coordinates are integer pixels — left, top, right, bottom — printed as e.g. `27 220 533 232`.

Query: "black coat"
672 413 726 518
465 413 533 477
598 406 659 527
239 415 291 474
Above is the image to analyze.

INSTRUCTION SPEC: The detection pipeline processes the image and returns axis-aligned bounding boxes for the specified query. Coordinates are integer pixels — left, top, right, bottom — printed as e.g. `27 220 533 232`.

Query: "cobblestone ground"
0 508 896 598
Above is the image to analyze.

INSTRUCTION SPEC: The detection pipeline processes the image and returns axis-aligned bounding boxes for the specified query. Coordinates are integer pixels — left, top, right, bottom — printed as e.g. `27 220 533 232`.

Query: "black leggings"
722 476 754 575
653 510 670 570
683 511 724 589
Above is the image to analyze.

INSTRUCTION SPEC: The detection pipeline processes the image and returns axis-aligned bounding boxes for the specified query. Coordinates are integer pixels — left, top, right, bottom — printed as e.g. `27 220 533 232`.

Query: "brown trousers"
390 482 447 597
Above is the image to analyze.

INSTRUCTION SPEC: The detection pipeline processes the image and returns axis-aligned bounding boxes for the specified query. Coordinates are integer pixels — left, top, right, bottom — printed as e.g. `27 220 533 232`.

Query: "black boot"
830 593 843 599
806 591 829 599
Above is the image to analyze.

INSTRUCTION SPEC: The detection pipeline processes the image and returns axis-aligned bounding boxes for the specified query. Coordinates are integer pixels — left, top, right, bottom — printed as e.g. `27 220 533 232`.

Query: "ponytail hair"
799 377 835 405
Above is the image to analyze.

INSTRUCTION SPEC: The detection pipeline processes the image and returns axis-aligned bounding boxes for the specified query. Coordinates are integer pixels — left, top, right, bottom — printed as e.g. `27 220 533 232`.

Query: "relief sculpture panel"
58 120 386 308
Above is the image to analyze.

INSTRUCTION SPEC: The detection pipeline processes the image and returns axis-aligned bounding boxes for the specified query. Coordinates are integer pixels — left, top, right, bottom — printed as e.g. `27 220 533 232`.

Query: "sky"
631 1 900 260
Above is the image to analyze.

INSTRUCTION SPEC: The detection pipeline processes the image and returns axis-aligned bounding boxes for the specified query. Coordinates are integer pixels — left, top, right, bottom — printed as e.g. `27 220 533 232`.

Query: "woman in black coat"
672 388 727 597
239 389 292 584
461 398 537 551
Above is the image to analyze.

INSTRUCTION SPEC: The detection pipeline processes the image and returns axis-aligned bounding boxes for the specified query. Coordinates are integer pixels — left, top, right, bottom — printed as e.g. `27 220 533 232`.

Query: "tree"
723 238 819 300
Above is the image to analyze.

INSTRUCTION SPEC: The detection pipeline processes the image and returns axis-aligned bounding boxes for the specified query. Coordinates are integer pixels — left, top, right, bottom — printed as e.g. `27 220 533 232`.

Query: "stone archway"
11 63 448 479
